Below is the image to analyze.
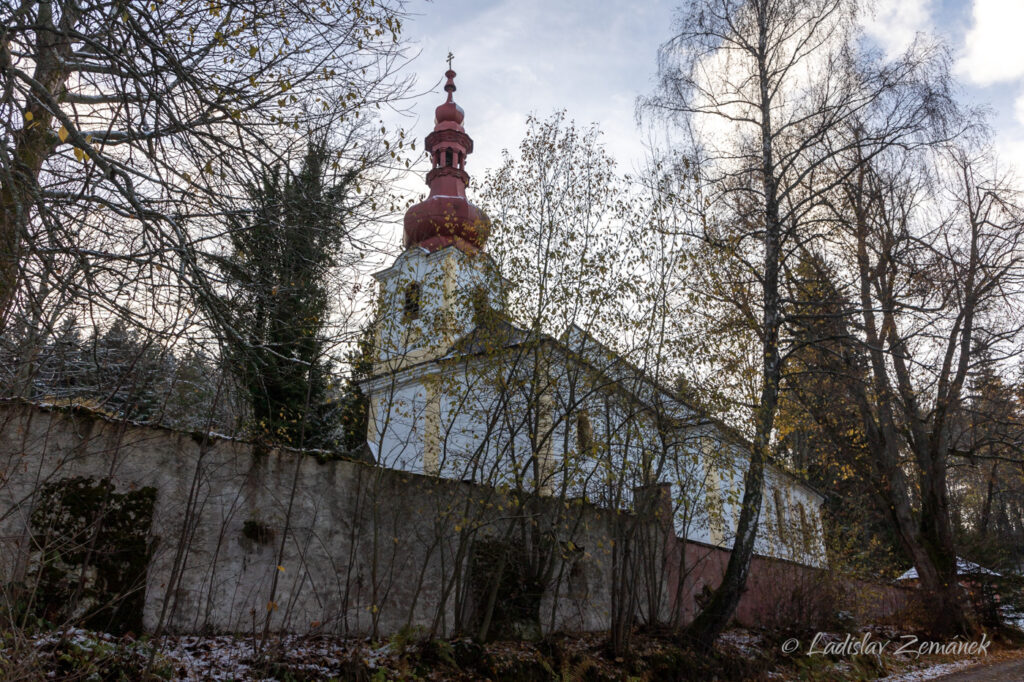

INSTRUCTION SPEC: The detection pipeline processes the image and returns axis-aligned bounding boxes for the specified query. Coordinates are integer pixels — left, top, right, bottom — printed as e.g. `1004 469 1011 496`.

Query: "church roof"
414 320 825 502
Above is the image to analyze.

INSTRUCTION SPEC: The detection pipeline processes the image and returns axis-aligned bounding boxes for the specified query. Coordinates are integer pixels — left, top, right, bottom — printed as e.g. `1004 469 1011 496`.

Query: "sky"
387 0 1024 194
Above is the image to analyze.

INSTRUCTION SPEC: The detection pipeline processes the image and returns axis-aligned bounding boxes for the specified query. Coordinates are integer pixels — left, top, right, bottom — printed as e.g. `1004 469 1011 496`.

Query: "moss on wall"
27 476 157 634
469 538 546 641
241 519 275 546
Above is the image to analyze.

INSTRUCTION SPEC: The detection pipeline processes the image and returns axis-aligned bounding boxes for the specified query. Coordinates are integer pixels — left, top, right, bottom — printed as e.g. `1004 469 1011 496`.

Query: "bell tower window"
403 282 421 320
445 149 453 167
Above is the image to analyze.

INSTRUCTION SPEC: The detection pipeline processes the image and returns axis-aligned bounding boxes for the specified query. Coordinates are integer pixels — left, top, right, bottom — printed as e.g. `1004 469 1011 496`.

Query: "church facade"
360 70 827 569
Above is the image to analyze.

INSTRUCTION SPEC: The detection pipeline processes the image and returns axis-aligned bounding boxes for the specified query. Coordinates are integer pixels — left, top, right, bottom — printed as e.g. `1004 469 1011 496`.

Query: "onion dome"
403 68 490 252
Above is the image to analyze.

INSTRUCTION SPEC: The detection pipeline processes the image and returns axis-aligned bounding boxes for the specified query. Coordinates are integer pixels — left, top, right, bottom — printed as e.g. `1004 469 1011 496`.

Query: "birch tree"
643 0 951 648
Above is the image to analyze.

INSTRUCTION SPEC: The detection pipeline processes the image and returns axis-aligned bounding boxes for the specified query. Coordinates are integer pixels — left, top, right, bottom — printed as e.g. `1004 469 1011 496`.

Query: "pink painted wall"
639 483 918 630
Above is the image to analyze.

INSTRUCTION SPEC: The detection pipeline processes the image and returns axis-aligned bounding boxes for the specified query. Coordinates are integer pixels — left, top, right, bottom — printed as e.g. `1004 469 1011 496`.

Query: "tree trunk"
980 461 997 536
0 0 76 323
685 10 780 648
917 458 973 635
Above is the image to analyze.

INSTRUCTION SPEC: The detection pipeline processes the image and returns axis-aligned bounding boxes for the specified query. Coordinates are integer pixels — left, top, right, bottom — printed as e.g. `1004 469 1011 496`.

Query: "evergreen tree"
32 317 84 400
207 140 356 448
336 323 375 453
778 253 906 578
155 348 237 433
84 320 166 420
956 367 1024 574
17 317 171 422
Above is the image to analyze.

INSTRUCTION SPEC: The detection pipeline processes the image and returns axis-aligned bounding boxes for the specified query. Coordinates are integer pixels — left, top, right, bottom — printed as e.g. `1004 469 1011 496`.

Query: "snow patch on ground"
878 658 978 681
718 628 762 657
162 634 391 680
2 630 389 681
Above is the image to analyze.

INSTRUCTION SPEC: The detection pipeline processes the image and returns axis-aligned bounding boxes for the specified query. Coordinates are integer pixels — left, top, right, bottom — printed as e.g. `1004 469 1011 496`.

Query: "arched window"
403 282 421 320
445 148 453 167
773 489 786 537
797 502 811 553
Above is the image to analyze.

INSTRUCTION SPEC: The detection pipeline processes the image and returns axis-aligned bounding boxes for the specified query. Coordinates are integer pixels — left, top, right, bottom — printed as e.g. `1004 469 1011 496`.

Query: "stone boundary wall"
669 540 918 629
0 402 917 637
643 484 919 629
0 402 634 636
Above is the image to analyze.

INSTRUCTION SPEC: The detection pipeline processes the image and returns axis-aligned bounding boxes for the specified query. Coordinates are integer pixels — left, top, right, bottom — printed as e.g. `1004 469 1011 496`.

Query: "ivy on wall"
27 476 157 634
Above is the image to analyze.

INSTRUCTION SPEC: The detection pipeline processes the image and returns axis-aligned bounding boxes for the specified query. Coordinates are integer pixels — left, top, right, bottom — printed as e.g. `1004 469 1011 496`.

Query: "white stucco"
362 244 828 569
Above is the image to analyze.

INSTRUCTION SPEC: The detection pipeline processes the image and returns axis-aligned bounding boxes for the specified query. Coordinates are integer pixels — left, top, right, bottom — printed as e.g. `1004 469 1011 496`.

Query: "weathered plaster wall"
0 402 633 636
0 402 912 637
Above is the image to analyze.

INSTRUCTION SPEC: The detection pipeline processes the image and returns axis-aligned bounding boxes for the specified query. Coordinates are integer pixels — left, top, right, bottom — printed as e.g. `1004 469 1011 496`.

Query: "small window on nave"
773 489 786 537
797 502 812 553
576 411 593 455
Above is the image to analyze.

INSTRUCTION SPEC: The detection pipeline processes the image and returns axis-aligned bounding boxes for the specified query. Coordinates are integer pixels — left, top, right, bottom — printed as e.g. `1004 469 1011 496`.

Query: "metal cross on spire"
446 51 454 70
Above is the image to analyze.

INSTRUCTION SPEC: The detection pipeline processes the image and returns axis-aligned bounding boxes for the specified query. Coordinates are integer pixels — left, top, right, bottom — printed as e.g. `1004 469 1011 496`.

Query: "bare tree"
832 139 1024 633
642 0 951 648
0 0 412 342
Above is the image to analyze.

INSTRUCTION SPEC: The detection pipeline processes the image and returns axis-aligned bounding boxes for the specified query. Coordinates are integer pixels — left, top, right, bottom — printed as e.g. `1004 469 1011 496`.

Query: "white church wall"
370 378 427 473
365 342 827 570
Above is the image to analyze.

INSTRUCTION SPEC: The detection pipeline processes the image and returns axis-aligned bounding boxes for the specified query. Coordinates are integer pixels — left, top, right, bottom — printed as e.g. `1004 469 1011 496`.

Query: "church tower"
371 68 504 376
365 67 506 471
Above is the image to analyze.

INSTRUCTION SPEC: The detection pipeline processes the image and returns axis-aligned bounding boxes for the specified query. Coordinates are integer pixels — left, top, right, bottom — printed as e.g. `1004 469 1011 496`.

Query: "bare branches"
1 0 414 346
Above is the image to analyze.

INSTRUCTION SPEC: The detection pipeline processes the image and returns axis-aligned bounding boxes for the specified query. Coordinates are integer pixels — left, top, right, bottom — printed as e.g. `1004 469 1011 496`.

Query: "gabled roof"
443 316 533 356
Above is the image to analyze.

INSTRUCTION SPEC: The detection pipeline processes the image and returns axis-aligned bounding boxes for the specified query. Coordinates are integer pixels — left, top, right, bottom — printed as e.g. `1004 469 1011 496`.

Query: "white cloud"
999 134 1024 179
395 0 676 178
1016 90 1024 126
862 0 932 58
956 0 1024 86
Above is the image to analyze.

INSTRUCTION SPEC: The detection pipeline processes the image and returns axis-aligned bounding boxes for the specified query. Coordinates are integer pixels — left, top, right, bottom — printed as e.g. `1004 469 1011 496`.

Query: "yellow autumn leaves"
72 136 94 162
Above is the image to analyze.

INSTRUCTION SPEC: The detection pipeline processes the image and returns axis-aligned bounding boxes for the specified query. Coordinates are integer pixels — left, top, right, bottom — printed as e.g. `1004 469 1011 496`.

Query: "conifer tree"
336 323 375 454
207 140 355 448
778 254 906 577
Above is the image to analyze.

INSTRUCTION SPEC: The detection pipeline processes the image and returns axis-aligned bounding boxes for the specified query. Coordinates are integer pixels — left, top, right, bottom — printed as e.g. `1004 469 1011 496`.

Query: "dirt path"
936 657 1024 681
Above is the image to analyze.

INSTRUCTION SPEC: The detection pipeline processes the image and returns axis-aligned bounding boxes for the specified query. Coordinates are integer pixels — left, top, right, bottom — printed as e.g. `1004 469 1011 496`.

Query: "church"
0 69 841 639
360 69 827 569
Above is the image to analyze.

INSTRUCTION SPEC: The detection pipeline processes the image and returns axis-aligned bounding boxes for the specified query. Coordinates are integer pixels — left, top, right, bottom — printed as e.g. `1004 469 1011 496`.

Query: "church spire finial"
445 53 456 102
